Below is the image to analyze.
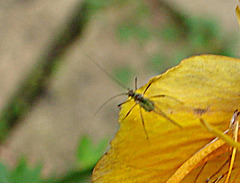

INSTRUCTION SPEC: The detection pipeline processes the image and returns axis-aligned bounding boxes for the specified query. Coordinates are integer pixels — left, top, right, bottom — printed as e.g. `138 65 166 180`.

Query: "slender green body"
130 92 154 112
118 85 182 140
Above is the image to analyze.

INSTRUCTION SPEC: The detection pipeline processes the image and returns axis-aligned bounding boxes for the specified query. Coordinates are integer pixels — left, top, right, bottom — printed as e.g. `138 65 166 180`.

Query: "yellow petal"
200 118 240 151
236 5 240 27
92 55 240 183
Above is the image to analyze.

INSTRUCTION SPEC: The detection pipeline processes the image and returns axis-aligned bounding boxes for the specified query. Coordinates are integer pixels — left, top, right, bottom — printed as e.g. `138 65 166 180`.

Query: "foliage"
0 136 108 183
0 158 42 183
115 0 237 76
77 136 109 170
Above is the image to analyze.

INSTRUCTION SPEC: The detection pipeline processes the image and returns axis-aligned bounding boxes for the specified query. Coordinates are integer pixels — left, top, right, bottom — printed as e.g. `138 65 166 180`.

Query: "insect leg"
149 94 184 104
135 77 138 90
143 82 152 95
118 99 131 107
86 55 130 90
153 106 182 128
121 103 138 121
139 107 149 140
94 93 128 116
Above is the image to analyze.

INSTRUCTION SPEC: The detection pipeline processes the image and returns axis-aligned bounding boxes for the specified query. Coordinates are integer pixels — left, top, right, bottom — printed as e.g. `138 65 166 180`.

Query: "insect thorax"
131 92 154 112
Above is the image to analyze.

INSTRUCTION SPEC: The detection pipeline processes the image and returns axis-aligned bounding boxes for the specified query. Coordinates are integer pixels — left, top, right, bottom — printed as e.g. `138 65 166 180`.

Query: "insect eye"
129 90 134 96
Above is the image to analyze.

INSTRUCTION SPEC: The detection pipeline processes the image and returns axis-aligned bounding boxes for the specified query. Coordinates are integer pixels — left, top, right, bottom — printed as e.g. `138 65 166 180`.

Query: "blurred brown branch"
0 1 91 142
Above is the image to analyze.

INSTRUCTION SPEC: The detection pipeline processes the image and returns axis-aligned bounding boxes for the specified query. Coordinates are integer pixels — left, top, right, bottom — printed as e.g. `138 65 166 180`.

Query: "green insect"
117 77 182 139
89 56 182 139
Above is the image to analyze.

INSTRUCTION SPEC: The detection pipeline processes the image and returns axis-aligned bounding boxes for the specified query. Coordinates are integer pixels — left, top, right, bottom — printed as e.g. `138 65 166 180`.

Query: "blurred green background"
0 0 239 182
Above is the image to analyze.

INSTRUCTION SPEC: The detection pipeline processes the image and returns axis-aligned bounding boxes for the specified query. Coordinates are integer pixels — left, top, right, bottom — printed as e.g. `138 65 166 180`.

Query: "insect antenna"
86 55 130 91
93 92 128 117
87 92 128 126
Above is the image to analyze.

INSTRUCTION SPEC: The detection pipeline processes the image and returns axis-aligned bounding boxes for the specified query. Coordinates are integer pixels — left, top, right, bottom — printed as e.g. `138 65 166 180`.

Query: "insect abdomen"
141 99 154 112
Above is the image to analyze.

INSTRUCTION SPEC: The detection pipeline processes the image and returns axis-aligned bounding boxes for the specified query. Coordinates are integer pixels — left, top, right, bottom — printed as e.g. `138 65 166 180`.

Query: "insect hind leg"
149 94 184 104
121 103 137 121
139 107 149 140
153 106 182 128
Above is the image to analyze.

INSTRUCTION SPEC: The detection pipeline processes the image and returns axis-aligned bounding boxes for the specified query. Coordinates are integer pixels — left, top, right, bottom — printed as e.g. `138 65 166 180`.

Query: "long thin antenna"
93 93 128 117
86 55 130 91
